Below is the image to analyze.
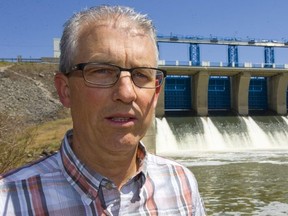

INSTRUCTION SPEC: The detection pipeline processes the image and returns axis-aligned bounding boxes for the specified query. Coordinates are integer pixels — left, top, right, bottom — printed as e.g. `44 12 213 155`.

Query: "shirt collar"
58 129 148 202
60 130 105 203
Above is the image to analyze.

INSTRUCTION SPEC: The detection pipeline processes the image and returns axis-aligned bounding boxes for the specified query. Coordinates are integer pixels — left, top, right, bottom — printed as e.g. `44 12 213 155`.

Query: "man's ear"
155 85 161 94
153 85 162 108
54 72 71 108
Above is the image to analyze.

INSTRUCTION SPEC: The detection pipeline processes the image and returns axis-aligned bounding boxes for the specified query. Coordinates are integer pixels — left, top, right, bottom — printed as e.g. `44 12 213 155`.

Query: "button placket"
101 180 122 214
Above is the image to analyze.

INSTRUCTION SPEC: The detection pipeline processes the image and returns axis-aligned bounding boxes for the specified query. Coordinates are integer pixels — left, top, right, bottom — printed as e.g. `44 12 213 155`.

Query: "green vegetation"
30 117 72 154
0 62 71 173
0 62 12 67
0 114 72 173
10 62 58 74
0 113 34 173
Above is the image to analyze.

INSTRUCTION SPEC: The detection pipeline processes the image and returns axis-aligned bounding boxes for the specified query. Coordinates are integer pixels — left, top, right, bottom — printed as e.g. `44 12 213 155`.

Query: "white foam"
156 116 288 154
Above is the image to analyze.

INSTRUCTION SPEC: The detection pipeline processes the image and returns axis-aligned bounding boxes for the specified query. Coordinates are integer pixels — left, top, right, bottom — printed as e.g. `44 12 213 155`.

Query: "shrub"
0 113 36 173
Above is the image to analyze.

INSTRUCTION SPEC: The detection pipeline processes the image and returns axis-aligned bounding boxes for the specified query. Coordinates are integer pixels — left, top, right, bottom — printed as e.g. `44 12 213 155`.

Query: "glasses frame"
70 62 167 89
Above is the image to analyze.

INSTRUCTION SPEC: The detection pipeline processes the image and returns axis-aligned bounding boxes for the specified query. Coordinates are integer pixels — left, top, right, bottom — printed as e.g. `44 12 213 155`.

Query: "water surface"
179 151 288 215
156 116 288 215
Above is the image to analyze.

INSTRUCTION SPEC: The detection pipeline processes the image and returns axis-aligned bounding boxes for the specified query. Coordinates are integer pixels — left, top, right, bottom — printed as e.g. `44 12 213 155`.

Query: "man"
0 5 206 215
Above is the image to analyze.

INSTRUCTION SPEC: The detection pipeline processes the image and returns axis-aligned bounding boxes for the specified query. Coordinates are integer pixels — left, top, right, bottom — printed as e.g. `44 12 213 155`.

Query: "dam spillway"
156 115 288 155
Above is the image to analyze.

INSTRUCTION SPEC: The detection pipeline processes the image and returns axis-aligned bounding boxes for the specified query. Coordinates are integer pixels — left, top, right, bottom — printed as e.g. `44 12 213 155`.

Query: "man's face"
59 21 160 153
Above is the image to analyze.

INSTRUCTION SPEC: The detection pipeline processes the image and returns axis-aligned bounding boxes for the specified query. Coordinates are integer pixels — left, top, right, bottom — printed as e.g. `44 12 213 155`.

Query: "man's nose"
112 72 137 103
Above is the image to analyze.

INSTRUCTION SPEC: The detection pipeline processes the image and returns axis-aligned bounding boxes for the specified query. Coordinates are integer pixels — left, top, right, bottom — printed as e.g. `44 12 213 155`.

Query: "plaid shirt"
0 130 206 216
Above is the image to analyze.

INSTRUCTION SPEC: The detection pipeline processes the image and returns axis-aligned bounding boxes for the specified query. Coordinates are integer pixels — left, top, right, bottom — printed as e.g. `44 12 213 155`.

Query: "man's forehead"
81 16 146 37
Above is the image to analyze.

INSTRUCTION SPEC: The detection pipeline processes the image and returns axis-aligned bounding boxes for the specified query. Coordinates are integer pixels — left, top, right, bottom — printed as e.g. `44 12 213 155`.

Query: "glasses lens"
132 68 163 88
83 64 119 86
81 63 164 88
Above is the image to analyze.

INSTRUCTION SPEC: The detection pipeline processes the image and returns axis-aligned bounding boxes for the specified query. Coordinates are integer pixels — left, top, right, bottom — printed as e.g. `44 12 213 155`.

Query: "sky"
1 0 288 64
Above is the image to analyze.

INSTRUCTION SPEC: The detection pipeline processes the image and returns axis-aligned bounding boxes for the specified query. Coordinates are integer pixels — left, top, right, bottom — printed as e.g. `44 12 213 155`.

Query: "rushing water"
156 115 288 215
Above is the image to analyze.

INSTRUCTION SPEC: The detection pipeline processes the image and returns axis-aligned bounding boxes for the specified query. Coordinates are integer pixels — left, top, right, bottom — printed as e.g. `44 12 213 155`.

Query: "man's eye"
87 68 115 76
94 69 111 74
134 72 148 78
133 69 152 80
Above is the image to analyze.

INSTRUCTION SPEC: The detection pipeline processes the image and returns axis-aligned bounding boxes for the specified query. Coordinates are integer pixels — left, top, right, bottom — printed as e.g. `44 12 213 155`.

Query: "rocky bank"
0 63 67 123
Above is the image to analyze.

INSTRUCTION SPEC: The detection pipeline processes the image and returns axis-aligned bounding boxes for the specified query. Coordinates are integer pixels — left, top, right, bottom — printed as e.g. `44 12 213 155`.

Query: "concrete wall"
192 71 210 116
141 117 156 154
231 72 251 115
268 73 288 115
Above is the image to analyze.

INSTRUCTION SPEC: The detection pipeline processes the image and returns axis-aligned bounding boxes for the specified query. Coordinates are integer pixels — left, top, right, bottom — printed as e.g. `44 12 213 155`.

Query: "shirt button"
87 192 94 199
105 182 113 190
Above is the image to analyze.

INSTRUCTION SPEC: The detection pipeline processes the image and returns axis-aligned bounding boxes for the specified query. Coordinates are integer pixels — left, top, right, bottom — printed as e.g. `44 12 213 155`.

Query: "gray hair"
59 5 158 73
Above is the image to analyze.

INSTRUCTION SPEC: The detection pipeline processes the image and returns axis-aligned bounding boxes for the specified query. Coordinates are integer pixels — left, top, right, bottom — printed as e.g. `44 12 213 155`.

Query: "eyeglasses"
70 63 166 89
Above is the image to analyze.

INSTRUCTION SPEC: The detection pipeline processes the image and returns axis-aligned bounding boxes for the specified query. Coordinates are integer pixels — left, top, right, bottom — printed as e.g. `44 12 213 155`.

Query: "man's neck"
72 136 139 189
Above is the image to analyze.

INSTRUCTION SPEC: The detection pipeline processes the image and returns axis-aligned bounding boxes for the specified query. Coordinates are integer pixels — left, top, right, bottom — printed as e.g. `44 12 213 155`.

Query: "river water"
156 116 288 215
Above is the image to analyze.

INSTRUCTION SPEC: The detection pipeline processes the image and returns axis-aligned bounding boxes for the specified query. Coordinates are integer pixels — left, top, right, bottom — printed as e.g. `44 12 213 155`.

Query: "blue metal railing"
157 34 288 45
158 60 288 69
0 58 42 63
1 57 287 69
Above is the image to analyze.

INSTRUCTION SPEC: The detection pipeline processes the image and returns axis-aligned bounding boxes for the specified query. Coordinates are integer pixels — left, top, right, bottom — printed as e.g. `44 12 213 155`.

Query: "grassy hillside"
0 63 71 173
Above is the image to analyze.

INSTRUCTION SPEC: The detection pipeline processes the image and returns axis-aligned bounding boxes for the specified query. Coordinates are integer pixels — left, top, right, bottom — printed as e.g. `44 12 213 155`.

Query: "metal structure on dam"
155 34 288 116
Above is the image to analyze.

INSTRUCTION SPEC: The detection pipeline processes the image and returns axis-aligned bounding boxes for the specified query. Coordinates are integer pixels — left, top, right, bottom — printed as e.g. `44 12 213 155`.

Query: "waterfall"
156 115 288 155
156 118 178 152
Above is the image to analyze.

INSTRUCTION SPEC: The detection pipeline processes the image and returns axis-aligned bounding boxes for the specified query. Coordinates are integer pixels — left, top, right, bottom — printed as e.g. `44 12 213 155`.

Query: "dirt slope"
0 63 66 123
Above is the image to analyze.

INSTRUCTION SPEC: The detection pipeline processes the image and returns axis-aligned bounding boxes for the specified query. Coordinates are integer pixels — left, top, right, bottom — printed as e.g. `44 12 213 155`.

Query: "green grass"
0 62 12 67
0 63 70 172
27 117 73 155
0 116 72 173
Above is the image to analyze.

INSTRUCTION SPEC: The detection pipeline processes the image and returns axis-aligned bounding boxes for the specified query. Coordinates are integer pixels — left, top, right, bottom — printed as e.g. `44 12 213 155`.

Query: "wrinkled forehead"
70 14 158 66
73 16 157 65
80 15 148 38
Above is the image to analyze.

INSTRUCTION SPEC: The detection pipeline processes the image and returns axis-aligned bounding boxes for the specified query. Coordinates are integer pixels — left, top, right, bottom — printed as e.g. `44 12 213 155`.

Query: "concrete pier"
231 72 251 115
141 117 156 154
268 73 288 115
192 71 210 116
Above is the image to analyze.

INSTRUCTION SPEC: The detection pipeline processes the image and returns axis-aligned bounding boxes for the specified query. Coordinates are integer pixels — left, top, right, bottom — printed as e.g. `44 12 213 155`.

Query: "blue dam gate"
249 77 268 110
164 76 272 112
165 75 191 110
208 76 231 110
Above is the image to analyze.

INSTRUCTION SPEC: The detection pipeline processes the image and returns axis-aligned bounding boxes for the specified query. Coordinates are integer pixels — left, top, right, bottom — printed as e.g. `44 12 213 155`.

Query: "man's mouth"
110 117 132 122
